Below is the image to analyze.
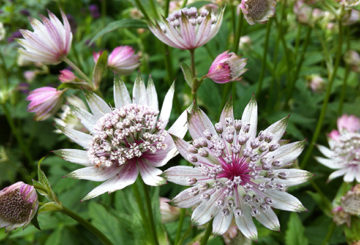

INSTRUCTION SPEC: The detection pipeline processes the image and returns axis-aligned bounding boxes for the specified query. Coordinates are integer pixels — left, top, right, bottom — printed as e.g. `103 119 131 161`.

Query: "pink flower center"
217 157 251 184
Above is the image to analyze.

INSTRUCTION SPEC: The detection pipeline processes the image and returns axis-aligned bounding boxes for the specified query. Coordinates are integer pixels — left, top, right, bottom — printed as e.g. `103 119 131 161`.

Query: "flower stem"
141 179 159 245
61 207 112 245
234 13 244 54
174 209 186 245
338 27 351 116
134 0 150 21
150 0 159 19
63 57 93 85
189 49 200 103
300 7 344 169
256 19 272 97
200 219 213 245
165 0 170 17
321 221 336 245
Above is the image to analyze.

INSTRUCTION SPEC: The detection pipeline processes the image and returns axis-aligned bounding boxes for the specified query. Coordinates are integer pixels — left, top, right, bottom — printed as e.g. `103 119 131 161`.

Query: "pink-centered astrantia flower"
27 87 64 121
240 0 277 25
107 46 140 74
54 77 188 201
317 115 360 182
165 98 309 239
206 51 247 84
0 182 38 231
149 7 224 50
18 10 72 64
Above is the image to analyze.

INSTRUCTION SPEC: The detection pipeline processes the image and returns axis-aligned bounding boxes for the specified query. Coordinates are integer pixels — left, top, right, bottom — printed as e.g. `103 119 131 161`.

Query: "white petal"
234 204 258 240
273 169 312 186
53 149 90 165
159 82 175 126
114 78 131 108
138 160 165 186
68 166 118 181
263 116 289 143
255 208 280 231
316 157 342 169
132 76 147 105
212 211 233 235
72 107 96 133
241 97 258 139
86 93 111 119
61 127 92 149
344 169 355 182
146 77 158 110
220 99 234 126
82 163 138 200
172 187 202 208
267 141 305 167
328 168 347 181
164 166 203 186
317 145 335 158
188 107 217 139
265 190 306 212
168 106 189 139
191 189 222 225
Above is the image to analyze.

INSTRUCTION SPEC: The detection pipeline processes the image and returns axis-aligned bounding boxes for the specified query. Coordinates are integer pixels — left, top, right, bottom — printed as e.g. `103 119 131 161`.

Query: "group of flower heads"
1 0 360 243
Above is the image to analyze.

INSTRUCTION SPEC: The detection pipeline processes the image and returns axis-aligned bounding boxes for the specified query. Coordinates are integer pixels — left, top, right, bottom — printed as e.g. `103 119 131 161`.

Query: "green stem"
338 27 351 116
63 57 92 85
321 222 336 245
230 2 237 44
234 13 244 54
189 49 200 103
141 179 159 245
174 209 186 245
165 0 170 17
61 207 112 245
300 7 344 169
181 0 188 8
150 0 159 19
294 24 303 59
134 0 150 21
256 19 272 97
200 220 213 245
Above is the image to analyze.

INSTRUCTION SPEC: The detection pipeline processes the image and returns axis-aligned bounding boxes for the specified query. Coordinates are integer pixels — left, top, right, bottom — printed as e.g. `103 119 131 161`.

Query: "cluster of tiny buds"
333 134 360 161
166 7 217 28
185 117 291 217
88 104 167 167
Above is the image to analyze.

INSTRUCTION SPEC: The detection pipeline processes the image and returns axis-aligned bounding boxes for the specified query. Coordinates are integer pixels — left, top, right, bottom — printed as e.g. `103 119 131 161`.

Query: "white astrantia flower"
164 98 310 239
54 77 188 201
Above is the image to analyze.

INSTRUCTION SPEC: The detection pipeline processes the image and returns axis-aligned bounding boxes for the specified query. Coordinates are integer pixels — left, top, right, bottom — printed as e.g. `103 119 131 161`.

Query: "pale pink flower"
24 71 37 82
165 98 309 239
160 197 180 223
18 10 72 64
58 69 76 83
240 0 277 25
0 182 38 231
317 115 360 182
206 51 247 84
93 51 103 63
149 7 224 50
54 77 188 200
293 0 323 25
343 9 360 25
239 36 252 50
332 206 351 226
108 46 140 74
306 74 325 92
27 87 64 121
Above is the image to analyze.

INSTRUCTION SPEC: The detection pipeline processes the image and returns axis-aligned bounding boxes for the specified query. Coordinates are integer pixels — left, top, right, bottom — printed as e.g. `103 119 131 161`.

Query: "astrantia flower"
240 0 277 25
107 46 140 74
165 98 309 239
59 69 76 83
340 0 360 7
206 51 247 84
160 197 180 223
54 77 188 200
18 10 72 64
0 182 38 231
341 184 360 215
316 115 360 182
27 87 64 121
149 7 224 50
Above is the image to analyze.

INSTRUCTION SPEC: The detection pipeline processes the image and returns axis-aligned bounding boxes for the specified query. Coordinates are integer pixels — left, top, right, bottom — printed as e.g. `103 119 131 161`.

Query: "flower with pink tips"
27 87 64 121
0 182 38 231
240 0 277 25
107 46 140 74
54 77 188 201
165 98 309 239
18 10 72 64
206 51 247 84
316 114 360 182
59 69 76 83
149 7 224 50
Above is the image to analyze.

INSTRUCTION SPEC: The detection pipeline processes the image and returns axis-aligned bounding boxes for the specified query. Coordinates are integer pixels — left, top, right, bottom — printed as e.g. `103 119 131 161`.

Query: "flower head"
27 87 64 121
340 0 360 7
317 115 360 182
206 51 247 84
108 46 140 74
18 10 72 64
54 77 188 200
240 0 277 25
165 98 309 239
59 69 76 83
341 184 360 215
0 182 38 231
149 7 224 50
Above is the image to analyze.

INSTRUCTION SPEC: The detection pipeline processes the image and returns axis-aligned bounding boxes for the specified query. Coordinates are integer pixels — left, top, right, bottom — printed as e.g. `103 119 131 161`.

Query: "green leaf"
45 225 63 245
285 213 308 245
180 63 193 88
39 202 62 213
30 211 41 230
307 191 332 217
92 51 108 89
89 19 147 45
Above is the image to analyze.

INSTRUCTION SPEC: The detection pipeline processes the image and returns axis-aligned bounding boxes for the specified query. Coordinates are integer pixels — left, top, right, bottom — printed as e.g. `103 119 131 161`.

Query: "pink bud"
93 51 103 63
107 46 140 75
328 130 340 141
24 71 37 82
337 114 360 133
58 69 76 83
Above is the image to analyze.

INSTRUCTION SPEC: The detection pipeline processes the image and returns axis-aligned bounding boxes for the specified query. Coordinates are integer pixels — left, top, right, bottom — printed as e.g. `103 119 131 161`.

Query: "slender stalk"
234 13 244 54
275 17 291 83
165 0 170 17
321 222 336 245
256 19 272 97
300 7 345 169
178 222 193 245
141 179 159 245
230 2 237 43
189 49 200 103
200 220 213 245
338 27 351 116
63 57 92 85
294 24 303 59
181 0 188 8
174 209 186 245
61 207 112 245
133 0 150 21
150 0 159 19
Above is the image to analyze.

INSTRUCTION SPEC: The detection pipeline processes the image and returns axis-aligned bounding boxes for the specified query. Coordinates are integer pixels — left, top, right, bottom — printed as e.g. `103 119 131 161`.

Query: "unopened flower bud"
159 197 180 223
240 0 277 25
107 46 140 75
306 74 325 92
58 69 76 83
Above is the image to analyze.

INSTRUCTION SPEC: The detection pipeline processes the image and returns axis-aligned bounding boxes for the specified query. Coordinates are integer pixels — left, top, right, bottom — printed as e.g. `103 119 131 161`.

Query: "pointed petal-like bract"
114 78 132 108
